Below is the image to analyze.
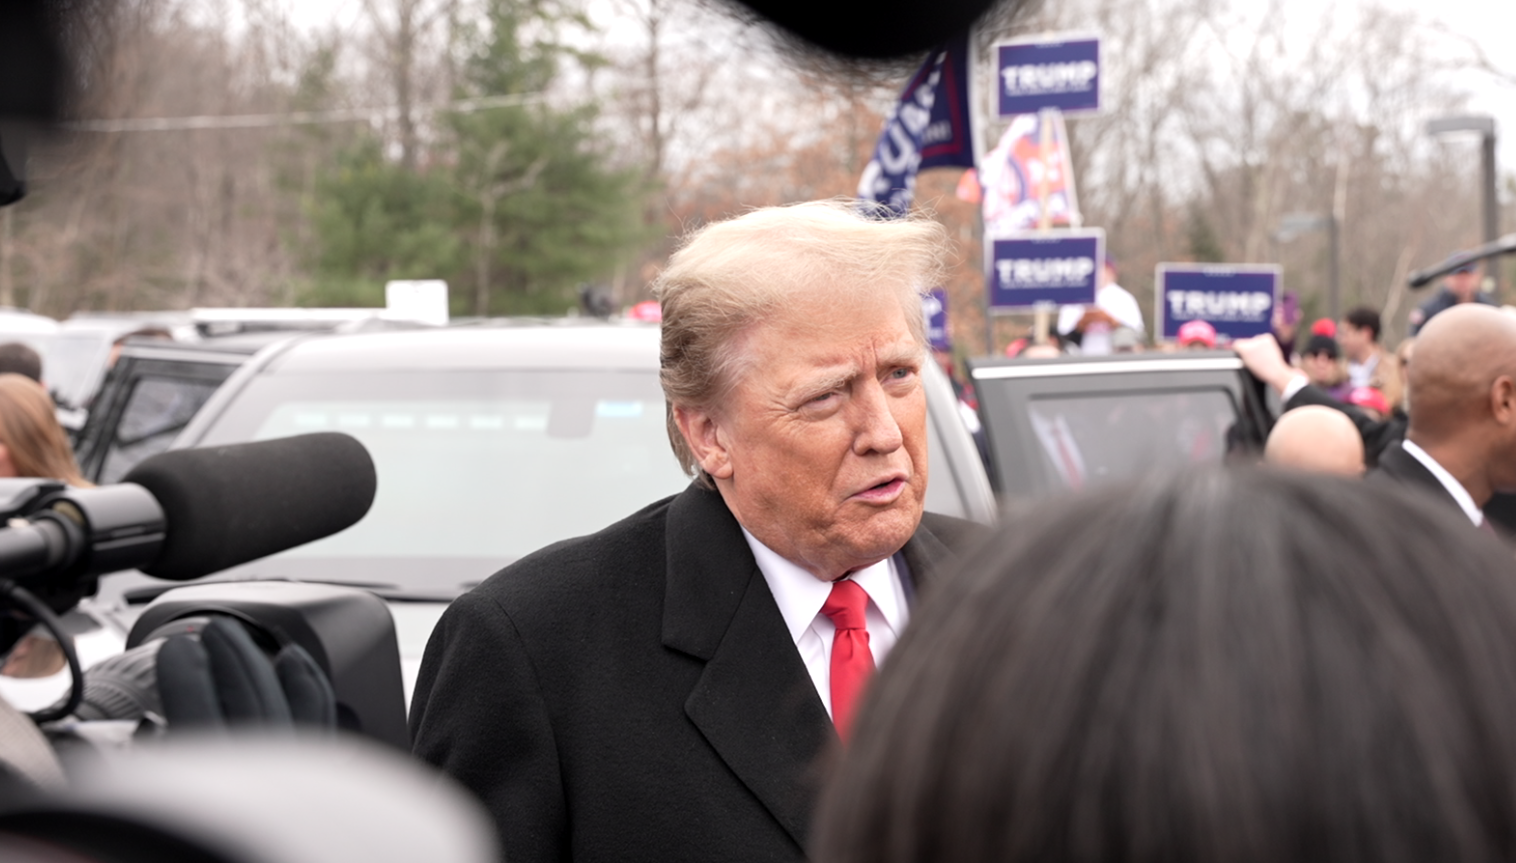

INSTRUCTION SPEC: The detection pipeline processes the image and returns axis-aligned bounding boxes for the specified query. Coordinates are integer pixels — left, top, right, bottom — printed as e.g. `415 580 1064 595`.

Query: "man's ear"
1492 376 1516 426
672 404 734 480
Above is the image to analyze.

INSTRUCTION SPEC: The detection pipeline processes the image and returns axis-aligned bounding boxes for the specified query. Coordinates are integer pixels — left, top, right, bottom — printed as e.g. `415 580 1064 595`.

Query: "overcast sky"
1389 0 1516 169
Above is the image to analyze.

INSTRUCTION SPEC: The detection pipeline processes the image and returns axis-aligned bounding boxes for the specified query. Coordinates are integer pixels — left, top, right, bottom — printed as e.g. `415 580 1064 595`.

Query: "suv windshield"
196 368 691 595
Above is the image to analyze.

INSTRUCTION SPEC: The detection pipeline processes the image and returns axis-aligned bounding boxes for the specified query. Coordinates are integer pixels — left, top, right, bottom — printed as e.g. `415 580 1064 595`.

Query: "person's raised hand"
1233 334 1304 396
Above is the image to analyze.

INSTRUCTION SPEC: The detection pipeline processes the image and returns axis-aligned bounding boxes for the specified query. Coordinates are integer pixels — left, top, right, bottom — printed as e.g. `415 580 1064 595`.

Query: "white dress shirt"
1280 372 1310 404
741 527 909 719
1401 439 1484 527
1347 352 1379 389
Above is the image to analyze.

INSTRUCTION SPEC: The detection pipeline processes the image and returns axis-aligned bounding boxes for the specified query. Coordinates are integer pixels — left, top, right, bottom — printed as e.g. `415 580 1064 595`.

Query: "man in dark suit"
410 201 985 863
1263 405 1364 476
1237 333 1403 464
1236 305 1516 528
1281 379 1405 467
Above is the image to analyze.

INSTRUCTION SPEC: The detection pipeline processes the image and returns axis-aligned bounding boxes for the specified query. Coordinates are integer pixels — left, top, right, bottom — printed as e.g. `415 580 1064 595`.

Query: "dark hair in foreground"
814 468 1516 863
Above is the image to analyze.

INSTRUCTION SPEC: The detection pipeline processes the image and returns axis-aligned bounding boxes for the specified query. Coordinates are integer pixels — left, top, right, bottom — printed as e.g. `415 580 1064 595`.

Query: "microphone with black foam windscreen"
0 432 375 721
123 432 377 581
0 432 375 602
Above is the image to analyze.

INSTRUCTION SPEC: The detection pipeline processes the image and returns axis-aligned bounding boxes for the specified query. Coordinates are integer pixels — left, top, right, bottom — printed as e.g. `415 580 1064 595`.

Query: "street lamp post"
1276 213 1341 321
1427 114 1501 297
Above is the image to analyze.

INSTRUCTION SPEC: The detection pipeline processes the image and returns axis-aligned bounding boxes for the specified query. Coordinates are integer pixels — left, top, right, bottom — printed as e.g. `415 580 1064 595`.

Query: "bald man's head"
1266 406 1365 476
1404 304 1516 502
1409 305 1516 439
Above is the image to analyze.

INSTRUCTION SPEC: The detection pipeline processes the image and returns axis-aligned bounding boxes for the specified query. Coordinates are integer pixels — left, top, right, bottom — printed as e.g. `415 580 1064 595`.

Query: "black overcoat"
410 482 982 863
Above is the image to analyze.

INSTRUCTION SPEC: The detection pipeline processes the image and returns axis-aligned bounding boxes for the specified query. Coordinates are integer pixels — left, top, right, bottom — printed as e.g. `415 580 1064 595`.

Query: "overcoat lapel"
661 484 832 850
659 485 965 849
899 519 951 591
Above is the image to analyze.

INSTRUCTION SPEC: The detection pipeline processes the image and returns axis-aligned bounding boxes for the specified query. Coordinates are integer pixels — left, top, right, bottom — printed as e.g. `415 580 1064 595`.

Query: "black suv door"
75 348 247 483
968 351 1273 499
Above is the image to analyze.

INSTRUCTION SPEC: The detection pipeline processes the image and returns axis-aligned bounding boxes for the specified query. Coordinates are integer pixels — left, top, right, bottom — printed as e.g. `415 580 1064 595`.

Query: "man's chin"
839 503 924 562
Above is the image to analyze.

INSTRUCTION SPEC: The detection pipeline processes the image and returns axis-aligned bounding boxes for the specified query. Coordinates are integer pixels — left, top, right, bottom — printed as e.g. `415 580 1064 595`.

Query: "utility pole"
1428 115 1500 299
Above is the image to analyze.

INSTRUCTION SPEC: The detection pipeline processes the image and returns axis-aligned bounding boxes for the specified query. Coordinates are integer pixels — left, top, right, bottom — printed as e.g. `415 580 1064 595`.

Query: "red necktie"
821 579 875 741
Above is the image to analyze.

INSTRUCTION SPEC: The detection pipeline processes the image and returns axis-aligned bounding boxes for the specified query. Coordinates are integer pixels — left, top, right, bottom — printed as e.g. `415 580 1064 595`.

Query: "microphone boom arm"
1407 234 1516 289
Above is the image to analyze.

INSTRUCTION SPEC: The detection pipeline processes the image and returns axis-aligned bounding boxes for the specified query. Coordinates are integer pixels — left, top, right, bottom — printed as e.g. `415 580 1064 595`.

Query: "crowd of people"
1248 260 1514 526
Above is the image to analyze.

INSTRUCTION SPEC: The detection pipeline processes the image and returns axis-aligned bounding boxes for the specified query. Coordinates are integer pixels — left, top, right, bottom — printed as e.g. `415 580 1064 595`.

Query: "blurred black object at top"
0 134 23 208
0 0 72 207
0 0 65 122
733 0 1001 58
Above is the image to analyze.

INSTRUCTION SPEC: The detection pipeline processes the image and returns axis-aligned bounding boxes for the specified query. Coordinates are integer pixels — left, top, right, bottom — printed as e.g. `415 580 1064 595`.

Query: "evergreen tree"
306 139 462 307
304 0 648 315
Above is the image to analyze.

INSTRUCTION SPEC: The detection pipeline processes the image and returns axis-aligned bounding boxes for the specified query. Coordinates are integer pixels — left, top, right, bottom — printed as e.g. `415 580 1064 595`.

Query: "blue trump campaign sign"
858 33 976 218
922 289 951 351
996 33 1100 117
1157 264 1280 341
988 230 1104 310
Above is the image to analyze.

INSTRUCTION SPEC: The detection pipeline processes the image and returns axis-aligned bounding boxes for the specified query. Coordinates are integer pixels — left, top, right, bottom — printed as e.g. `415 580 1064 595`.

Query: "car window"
1023 388 1238 490
46 332 113 409
196 369 692 574
99 376 226 483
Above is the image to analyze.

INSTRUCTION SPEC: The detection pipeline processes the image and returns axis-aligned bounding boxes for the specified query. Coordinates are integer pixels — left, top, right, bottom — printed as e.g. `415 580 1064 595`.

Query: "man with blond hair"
411 200 984 863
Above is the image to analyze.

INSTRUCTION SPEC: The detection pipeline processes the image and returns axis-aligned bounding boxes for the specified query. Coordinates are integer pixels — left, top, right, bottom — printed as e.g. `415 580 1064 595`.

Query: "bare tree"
362 0 456 171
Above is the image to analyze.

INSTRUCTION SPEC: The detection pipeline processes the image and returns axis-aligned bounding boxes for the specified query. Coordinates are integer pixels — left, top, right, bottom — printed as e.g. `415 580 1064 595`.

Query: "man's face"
1338 323 1370 359
1099 263 1116 289
1302 351 1338 386
692 291 928 581
1447 270 1480 302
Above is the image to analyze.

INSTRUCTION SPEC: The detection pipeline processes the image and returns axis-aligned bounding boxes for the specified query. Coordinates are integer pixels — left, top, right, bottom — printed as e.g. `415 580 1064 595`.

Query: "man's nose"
851 378 904 455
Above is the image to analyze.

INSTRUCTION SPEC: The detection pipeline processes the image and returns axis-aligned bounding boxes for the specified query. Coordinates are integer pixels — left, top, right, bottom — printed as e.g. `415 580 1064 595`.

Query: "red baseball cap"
1347 386 1391 415
626 300 663 322
1176 319 1217 348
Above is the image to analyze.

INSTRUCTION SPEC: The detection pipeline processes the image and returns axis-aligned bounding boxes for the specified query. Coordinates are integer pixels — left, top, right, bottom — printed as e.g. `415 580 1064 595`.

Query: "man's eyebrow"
794 347 923 396
797 366 858 396
877 344 925 367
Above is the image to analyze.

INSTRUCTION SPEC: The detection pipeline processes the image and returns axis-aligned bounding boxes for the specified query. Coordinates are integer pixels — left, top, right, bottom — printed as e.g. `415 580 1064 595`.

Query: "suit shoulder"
920 510 991 551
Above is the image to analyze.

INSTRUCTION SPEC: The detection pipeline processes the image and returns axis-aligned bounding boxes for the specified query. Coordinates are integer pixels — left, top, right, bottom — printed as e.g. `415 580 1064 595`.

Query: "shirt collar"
1401 439 1484 526
741 527 907 645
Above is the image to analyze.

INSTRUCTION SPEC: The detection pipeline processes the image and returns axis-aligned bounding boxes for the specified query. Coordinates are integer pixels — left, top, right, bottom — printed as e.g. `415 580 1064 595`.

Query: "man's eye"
809 392 834 404
889 367 914 380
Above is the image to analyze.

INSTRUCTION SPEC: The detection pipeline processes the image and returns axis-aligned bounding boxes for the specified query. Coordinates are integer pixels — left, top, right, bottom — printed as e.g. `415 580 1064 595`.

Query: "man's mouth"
851 476 907 503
